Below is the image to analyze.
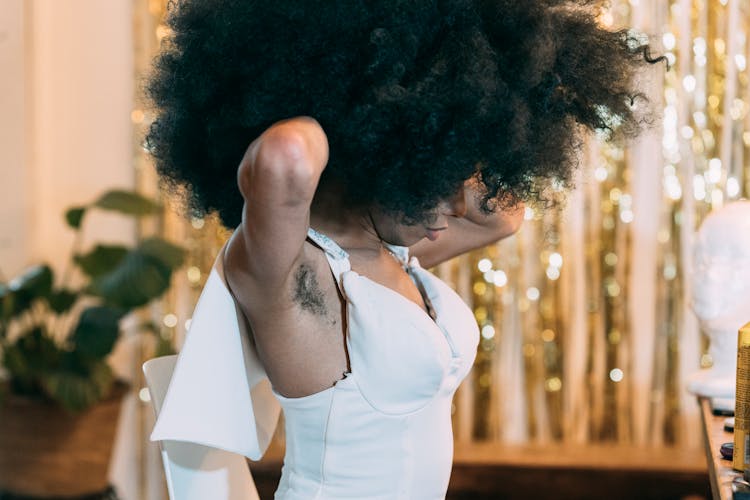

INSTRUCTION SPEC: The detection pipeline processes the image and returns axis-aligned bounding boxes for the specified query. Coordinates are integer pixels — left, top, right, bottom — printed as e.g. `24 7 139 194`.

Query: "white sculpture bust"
689 200 750 398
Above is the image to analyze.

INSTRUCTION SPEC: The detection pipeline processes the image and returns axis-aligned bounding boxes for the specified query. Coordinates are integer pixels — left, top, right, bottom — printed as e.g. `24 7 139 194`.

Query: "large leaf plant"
0 190 185 412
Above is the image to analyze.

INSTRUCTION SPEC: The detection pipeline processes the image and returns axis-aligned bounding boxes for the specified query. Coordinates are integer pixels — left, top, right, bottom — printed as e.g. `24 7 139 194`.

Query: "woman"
147 1 662 498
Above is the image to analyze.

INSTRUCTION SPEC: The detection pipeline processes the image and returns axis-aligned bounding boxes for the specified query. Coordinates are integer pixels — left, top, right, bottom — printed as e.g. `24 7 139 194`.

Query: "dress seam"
400 417 414 499
313 383 338 499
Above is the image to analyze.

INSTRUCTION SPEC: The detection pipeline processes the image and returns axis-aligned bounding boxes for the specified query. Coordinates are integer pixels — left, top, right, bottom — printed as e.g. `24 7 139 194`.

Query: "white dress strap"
383 243 410 268
307 227 351 291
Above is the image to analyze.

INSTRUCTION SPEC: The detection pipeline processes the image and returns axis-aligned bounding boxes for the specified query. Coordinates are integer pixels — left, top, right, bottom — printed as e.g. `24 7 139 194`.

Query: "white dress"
151 228 479 500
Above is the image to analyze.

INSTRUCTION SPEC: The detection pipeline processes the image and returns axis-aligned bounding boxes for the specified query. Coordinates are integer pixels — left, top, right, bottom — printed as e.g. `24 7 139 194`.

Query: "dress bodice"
149 228 479 500
273 228 479 499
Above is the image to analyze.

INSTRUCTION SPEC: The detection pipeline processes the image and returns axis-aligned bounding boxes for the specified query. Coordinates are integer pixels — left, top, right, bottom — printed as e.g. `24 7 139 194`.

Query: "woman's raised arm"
410 180 524 269
224 117 329 303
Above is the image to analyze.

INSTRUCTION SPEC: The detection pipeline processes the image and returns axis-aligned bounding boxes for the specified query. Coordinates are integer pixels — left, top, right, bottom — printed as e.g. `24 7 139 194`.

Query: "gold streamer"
461 0 750 448
133 0 750 468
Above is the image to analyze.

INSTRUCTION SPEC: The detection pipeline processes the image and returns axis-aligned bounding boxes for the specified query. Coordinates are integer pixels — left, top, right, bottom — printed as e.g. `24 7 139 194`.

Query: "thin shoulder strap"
306 227 351 290
384 243 410 268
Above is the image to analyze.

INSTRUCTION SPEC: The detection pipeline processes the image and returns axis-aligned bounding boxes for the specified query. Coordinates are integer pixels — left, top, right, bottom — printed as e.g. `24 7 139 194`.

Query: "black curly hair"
146 0 664 228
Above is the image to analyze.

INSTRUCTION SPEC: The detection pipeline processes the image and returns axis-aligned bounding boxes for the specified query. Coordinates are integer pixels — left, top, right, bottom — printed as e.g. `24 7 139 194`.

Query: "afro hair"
146 0 664 227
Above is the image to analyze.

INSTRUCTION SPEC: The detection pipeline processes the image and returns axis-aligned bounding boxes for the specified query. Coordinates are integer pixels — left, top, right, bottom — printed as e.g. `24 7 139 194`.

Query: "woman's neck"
309 197 384 255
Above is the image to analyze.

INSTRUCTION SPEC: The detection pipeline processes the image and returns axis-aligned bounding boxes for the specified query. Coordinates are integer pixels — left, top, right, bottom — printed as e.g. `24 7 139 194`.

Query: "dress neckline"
306 226 437 322
307 227 409 262
306 227 462 367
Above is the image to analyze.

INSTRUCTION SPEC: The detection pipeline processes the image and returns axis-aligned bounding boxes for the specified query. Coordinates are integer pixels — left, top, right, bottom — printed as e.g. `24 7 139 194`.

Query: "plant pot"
0 382 128 497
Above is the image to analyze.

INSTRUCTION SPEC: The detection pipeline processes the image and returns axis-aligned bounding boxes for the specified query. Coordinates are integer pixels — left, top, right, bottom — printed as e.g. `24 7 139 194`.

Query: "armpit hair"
292 263 328 316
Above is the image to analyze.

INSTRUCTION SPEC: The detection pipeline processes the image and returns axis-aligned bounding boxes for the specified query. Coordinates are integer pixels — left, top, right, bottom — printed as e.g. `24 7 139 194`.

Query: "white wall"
27 0 136 271
1 0 137 272
1 0 139 497
0 0 31 277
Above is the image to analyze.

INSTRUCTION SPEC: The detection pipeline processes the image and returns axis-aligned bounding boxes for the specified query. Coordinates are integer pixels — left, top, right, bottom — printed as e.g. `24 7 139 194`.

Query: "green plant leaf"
89 360 115 398
47 288 79 314
42 360 113 413
65 206 87 229
2 342 32 391
3 326 61 396
139 237 186 269
9 264 53 297
6 265 54 317
18 326 61 368
89 251 173 309
44 372 98 412
0 283 14 321
70 306 121 358
94 190 161 216
74 244 128 278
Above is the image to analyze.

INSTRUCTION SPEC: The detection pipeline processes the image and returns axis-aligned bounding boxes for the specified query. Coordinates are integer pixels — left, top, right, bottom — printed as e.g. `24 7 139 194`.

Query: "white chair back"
143 355 260 500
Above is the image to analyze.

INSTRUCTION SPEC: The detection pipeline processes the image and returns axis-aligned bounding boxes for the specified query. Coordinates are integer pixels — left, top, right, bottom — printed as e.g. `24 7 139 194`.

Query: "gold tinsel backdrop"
130 0 750 493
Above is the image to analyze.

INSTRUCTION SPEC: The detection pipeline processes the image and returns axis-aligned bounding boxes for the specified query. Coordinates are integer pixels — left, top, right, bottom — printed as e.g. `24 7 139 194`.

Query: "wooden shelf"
699 396 741 500
251 437 709 499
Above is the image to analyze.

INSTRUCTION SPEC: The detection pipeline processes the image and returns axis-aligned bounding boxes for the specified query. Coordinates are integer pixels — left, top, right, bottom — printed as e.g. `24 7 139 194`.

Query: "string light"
548 252 563 268
727 177 740 198
545 377 562 392
594 166 609 182
481 325 495 340
663 32 676 50
609 369 624 383
736 54 747 71
492 270 508 287
162 313 178 328
693 175 707 200
190 217 205 229
608 329 621 344
604 252 618 267
187 266 201 284
546 267 561 280
683 75 697 93
138 388 151 403
477 258 492 272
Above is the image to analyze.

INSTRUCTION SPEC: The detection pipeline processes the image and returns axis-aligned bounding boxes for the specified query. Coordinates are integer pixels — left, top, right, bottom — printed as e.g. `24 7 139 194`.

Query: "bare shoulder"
222 117 329 308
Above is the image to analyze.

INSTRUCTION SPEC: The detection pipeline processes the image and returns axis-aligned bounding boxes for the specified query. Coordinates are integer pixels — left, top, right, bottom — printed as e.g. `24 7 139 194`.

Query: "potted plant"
0 189 184 498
